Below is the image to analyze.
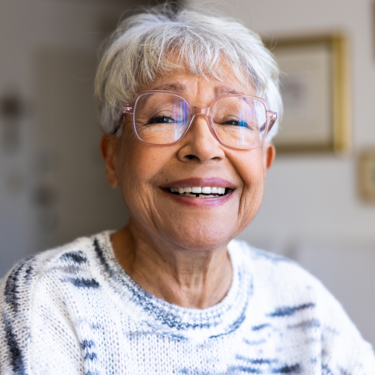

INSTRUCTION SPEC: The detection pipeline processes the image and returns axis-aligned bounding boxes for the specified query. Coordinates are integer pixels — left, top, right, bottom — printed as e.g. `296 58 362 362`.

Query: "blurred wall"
0 0 161 277
187 0 375 346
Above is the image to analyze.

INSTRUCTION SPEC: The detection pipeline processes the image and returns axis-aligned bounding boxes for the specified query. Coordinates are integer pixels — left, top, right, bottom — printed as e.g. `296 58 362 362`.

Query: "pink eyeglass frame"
115 90 277 150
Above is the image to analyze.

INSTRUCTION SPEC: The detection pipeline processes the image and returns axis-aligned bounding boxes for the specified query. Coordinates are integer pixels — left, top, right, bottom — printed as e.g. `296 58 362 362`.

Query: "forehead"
142 62 256 98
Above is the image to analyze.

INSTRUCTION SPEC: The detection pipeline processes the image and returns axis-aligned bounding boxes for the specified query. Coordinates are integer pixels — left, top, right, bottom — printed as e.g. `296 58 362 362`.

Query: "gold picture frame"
358 150 375 202
265 34 350 154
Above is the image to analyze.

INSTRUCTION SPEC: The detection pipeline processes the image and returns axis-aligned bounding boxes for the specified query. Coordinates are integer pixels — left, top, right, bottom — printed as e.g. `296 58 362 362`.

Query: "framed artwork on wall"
265 35 350 154
358 150 375 203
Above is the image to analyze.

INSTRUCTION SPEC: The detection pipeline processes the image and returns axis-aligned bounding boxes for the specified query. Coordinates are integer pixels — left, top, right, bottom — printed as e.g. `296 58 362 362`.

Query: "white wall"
188 0 375 346
0 0 133 277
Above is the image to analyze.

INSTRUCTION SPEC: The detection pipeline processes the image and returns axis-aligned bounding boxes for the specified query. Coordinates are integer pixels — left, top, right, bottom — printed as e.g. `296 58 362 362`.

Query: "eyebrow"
151 83 187 92
215 87 246 96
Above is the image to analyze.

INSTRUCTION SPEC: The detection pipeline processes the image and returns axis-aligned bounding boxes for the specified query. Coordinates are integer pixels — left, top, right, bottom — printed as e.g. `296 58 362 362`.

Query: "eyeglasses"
116 90 277 150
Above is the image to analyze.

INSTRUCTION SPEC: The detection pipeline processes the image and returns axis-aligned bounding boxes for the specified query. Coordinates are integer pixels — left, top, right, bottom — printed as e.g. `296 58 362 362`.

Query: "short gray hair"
94 5 282 141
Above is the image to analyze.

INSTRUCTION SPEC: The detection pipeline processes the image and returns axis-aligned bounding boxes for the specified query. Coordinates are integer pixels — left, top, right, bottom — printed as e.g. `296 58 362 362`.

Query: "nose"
177 114 225 163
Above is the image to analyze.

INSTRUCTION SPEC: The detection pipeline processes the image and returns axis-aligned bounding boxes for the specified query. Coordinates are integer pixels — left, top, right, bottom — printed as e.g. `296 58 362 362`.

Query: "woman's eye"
222 119 249 128
147 115 174 124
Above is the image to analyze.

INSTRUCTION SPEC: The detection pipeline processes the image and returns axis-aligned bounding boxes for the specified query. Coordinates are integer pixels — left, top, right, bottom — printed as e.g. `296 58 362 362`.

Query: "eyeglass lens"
133 93 267 149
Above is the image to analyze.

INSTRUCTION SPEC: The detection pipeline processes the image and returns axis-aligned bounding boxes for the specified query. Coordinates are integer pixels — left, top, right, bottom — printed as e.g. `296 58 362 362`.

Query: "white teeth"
168 186 228 196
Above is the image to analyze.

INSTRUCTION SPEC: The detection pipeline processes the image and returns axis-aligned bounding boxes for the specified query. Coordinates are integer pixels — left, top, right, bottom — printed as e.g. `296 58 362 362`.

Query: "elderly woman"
1 6 374 375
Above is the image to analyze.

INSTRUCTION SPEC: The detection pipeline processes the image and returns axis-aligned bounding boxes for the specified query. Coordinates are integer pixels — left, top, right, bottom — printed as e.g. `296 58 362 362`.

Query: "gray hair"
94 5 282 141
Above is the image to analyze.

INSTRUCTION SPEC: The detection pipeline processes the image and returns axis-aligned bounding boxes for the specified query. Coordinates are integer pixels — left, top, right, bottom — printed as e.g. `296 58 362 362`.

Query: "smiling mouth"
163 186 233 198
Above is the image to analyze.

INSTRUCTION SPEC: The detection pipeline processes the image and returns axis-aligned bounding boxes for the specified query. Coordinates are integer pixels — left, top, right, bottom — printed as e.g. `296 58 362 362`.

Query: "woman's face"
102 67 275 251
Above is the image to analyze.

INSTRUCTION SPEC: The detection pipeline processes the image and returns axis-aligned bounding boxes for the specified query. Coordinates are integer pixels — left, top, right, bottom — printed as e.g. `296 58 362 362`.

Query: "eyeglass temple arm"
123 105 133 114
268 111 277 130
259 111 277 133
112 105 133 135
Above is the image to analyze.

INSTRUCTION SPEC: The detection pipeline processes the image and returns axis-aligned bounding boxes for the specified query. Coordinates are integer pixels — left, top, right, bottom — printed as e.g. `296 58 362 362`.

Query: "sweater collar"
92 231 252 341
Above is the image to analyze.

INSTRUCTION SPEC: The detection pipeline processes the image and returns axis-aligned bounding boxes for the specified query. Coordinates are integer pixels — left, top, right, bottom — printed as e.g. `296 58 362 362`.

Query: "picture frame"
265 34 350 153
358 150 375 203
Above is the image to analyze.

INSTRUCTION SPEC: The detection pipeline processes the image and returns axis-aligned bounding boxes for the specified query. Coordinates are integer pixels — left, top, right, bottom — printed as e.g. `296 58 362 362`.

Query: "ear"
100 134 120 188
262 141 275 179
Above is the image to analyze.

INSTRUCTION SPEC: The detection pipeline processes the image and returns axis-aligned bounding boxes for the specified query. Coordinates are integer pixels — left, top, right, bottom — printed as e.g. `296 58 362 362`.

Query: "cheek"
232 149 265 191
231 150 266 227
117 135 175 217
118 123 157 185
121 146 161 195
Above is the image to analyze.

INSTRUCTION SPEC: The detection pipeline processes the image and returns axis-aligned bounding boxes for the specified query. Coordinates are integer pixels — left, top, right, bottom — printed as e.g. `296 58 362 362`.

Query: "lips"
159 177 236 189
159 177 236 206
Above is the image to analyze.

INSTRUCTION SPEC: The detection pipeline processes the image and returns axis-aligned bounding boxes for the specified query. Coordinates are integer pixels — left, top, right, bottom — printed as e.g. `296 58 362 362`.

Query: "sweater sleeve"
0 255 85 375
315 279 375 375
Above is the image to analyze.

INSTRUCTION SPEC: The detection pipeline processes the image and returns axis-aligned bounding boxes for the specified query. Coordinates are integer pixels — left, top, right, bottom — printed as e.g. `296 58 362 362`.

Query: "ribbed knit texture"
1 231 374 374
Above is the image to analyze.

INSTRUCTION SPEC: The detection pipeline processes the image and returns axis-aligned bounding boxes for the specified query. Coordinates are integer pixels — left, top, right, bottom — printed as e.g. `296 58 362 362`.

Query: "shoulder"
230 238 356 330
0 232 108 319
230 239 375 372
231 238 340 309
229 238 313 286
0 234 106 374
1 234 98 289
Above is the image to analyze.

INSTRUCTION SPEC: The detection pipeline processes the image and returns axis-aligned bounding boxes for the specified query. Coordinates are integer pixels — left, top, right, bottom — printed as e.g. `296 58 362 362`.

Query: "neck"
111 219 233 309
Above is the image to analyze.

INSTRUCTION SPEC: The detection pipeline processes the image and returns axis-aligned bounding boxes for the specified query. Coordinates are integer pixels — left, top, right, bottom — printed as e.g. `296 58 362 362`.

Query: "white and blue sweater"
1 231 374 374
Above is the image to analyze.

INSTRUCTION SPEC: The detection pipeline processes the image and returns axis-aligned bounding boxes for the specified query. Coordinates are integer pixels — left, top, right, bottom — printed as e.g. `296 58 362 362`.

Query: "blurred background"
0 0 374 347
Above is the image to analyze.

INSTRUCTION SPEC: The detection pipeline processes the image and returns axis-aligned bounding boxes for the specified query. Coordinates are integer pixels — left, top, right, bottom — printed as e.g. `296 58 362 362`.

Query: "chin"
162 222 235 251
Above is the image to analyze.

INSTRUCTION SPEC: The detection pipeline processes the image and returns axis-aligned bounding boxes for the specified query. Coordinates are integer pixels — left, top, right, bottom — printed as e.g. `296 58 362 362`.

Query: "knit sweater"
0 231 374 375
